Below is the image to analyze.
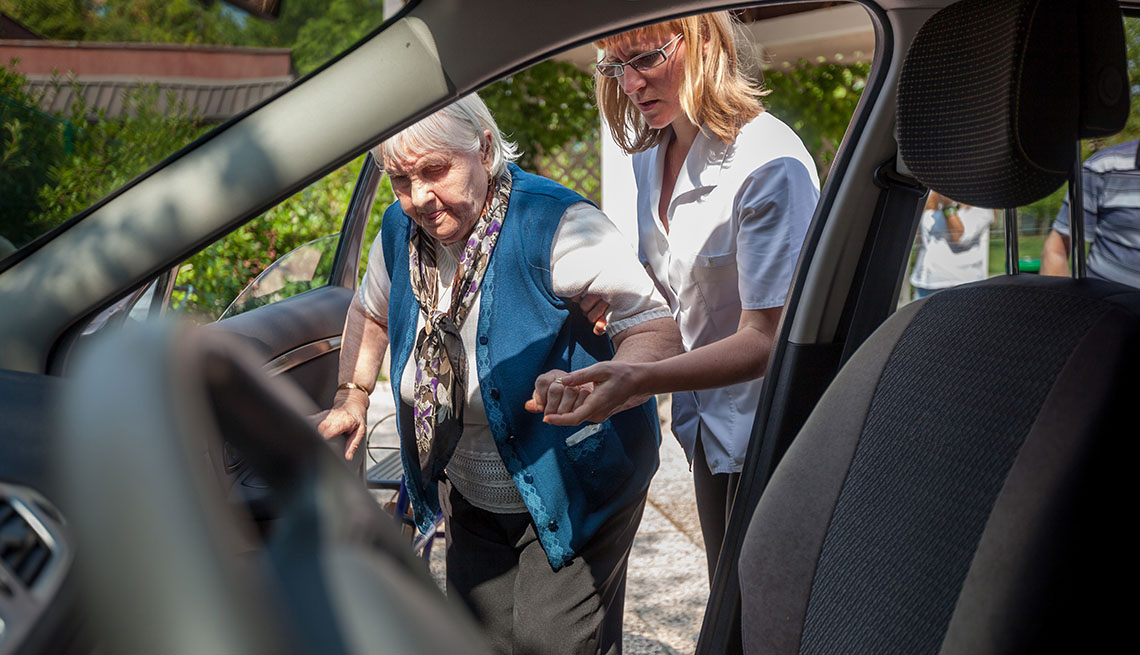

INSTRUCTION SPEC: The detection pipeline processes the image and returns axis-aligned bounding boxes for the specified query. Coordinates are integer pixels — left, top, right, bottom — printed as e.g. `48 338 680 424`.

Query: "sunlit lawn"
903 229 1052 303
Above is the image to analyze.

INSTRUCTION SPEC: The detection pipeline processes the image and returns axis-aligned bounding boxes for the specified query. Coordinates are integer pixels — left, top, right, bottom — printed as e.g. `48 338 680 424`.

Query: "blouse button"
489 388 500 400
523 473 534 484
479 335 488 345
547 520 559 532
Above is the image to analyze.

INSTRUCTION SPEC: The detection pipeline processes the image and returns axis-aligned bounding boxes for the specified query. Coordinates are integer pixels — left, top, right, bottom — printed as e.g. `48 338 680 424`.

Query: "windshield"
0 0 389 267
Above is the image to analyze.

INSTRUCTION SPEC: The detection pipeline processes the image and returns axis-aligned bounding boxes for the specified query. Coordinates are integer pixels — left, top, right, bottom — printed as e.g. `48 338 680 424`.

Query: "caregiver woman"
541 12 820 581
317 93 680 655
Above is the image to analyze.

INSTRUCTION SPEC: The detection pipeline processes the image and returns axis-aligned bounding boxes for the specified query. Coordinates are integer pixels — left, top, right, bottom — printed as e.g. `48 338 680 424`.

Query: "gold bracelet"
337 382 370 394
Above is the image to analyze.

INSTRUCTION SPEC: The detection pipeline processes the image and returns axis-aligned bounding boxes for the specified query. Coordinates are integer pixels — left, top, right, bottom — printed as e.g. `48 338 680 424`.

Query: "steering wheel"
57 321 489 654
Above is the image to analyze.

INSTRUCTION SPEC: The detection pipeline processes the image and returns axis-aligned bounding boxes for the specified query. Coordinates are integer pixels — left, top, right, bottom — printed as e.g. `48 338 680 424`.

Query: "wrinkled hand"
317 390 369 460
576 294 610 336
524 369 594 421
538 361 651 426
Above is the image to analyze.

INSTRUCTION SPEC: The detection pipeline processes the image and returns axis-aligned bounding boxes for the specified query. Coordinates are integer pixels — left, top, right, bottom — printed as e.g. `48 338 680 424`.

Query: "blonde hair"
376 93 519 177
594 12 766 154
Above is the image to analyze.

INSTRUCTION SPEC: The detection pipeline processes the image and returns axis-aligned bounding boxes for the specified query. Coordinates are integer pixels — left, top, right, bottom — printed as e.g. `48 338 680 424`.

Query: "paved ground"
364 385 709 654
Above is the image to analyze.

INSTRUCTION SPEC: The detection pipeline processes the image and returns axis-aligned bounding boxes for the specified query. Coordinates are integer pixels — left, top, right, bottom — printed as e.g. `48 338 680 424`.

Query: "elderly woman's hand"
525 369 595 422
538 361 652 426
317 389 370 460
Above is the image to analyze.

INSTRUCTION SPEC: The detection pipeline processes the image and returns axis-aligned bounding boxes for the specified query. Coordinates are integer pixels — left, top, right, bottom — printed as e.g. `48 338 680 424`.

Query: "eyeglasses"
595 33 683 78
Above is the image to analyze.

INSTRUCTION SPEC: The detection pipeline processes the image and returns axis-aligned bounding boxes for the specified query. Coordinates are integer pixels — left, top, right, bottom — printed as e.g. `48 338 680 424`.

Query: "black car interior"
734 0 1139 653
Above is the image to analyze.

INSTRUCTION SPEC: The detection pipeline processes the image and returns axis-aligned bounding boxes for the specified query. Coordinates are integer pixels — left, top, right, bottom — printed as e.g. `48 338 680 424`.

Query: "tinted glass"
0 0 388 267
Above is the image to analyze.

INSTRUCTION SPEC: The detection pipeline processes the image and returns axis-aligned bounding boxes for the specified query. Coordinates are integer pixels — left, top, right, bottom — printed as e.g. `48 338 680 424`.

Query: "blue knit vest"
382 164 660 569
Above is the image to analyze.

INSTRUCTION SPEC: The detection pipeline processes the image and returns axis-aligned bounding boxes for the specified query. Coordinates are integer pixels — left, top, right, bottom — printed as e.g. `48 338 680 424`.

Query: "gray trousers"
693 434 740 584
439 479 646 655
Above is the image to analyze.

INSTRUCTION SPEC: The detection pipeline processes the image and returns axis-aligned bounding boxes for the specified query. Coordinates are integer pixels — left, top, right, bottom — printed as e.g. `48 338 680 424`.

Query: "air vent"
0 499 51 590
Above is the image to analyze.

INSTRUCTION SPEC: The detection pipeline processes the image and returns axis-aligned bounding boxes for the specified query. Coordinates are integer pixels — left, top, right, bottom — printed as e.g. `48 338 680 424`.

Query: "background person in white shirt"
530 12 820 582
910 192 994 299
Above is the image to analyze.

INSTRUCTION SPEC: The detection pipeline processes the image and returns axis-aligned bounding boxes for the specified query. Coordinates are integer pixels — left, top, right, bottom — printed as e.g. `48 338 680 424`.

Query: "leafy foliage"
171 156 392 322
0 0 249 44
481 60 600 172
0 0 89 40
2 64 206 247
762 60 870 179
1 64 68 246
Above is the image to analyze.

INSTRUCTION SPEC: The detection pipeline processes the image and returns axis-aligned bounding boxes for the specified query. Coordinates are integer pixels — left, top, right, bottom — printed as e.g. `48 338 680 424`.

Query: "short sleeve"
1052 166 1101 243
550 203 672 336
358 231 391 323
734 157 819 310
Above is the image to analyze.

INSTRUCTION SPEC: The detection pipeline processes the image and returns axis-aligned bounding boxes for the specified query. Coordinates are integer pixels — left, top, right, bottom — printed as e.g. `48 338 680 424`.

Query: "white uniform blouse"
632 112 820 474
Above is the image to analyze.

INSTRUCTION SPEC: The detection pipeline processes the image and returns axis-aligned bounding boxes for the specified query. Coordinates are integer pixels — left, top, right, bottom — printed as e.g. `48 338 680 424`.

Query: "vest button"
523 473 534 484
547 520 558 532
489 388 500 400
479 335 488 345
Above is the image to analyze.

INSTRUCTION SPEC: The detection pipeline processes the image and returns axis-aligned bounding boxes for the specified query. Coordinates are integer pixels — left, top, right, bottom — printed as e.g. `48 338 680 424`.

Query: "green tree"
238 0 334 49
1 63 206 250
480 60 599 172
34 81 207 226
1 63 69 246
1 0 247 44
762 60 870 179
0 0 89 40
92 0 248 44
171 156 393 321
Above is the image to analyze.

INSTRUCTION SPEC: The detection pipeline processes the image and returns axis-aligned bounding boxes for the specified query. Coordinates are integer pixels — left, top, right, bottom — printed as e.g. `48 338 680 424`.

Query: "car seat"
737 0 1140 653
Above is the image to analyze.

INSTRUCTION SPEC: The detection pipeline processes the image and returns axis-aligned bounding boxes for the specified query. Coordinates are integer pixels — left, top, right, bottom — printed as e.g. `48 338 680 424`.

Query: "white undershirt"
360 201 671 512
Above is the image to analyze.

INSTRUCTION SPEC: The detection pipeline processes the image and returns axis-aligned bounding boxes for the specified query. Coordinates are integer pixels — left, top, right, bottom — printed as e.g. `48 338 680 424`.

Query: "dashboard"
0 370 84 654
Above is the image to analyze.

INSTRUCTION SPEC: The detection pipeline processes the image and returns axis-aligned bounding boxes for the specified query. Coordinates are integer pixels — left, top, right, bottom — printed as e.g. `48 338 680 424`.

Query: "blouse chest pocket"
691 251 738 282
690 251 741 314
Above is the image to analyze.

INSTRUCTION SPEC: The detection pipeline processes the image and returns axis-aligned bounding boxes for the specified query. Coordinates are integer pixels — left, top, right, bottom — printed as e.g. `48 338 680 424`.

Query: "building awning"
1 39 296 122
21 75 295 122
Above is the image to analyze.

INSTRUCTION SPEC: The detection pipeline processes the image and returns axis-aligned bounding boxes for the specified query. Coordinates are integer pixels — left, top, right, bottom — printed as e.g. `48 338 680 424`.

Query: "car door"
44 153 386 410
205 154 384 408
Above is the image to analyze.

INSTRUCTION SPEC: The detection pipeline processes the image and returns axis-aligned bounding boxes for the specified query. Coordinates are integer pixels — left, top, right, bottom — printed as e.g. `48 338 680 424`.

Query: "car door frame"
48 152 384 409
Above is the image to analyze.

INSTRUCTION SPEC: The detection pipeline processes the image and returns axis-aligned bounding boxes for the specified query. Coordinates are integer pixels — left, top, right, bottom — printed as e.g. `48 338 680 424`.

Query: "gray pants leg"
692 435 740 585
439 480 646 655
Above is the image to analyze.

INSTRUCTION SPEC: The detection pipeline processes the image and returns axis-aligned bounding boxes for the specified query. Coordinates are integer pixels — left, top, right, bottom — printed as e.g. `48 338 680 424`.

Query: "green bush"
2 62 391 322
763 60 871 180
171 157 393 321
1 64 69 247
481 60 599 172
1 62 207 248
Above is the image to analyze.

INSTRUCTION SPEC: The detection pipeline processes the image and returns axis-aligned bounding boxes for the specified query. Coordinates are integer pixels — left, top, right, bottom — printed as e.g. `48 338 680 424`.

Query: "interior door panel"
209 285 354 408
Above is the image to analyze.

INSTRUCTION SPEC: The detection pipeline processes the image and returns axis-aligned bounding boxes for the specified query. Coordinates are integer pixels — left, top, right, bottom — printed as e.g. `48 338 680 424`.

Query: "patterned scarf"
407 171 511 483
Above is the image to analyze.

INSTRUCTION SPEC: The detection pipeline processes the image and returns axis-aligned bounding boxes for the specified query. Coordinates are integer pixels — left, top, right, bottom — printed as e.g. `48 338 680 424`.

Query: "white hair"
376 93 519 177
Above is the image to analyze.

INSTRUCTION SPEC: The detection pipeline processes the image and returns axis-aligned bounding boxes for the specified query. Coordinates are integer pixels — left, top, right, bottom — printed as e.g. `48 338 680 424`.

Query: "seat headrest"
897 0 1129 208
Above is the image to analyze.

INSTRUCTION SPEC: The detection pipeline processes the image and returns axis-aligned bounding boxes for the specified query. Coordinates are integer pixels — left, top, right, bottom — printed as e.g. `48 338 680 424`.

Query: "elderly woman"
534 12 820 584
317 93 680 654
